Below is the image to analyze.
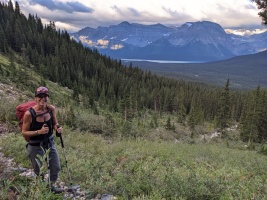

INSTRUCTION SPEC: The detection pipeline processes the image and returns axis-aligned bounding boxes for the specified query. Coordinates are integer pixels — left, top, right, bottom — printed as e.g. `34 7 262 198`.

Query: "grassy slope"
1 53 267 199
1 131 267 199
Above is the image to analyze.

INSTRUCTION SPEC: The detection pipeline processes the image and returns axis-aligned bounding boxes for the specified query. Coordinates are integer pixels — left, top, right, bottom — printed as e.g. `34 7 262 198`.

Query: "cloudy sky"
7 0 264 33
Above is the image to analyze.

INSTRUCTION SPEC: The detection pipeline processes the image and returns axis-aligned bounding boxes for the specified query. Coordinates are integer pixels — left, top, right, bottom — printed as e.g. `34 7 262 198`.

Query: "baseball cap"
35 86 49 97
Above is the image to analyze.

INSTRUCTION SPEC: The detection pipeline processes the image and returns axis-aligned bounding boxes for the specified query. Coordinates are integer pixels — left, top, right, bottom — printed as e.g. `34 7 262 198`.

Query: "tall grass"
1 129 267 199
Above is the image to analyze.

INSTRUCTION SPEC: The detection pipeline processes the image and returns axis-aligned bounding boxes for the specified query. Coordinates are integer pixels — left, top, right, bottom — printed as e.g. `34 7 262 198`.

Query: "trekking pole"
46 149 51 191
44 123 51 191
56 125 80 192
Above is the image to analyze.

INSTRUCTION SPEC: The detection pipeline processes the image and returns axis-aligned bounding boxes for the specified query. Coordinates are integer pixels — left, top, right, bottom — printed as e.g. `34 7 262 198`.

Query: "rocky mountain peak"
70 20 267 62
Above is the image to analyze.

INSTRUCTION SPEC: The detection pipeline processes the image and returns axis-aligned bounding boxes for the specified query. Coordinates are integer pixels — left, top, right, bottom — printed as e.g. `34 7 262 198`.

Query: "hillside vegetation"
1 1 267 199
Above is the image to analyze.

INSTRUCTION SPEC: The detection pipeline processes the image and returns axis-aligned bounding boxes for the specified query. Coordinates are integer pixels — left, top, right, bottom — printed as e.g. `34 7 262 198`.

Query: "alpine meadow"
1 1 267 199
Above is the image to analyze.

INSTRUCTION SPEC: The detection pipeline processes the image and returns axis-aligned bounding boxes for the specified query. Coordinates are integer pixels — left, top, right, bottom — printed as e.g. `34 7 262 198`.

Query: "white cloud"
13 0 263 32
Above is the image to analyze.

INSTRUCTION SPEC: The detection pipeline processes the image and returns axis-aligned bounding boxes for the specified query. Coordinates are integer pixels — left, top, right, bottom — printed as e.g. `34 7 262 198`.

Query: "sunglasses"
37 94 48 98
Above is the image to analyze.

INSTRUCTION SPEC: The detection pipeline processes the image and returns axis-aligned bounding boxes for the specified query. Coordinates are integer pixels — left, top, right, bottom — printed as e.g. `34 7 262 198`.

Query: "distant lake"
121 59 205 64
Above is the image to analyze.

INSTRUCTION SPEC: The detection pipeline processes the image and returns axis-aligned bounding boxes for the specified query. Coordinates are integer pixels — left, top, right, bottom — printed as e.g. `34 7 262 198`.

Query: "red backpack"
16 100 37 142
16 101 36 127
16 101 53 142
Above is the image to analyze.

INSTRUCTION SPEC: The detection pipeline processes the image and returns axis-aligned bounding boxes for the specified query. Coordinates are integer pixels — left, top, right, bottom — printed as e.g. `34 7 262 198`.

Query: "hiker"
21 86 63 192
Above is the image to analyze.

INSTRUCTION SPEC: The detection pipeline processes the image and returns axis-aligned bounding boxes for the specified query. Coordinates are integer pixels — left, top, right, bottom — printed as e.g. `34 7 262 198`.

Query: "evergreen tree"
0 24 7 52
165 116 172 130
257 90 267 141
216 79 231 130
152 114 158 128
177 98 186 124
14 2 20 16
253 0 267 25
240 87 262 143
188 97 204 129
14 18 23 52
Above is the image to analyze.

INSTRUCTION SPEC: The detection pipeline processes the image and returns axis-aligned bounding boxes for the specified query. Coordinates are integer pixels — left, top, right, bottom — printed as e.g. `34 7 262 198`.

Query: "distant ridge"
210 49 267 65
123 50 267 90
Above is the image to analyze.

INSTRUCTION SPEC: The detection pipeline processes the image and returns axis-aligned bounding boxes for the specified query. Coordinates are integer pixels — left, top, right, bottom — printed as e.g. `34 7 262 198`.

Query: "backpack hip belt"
28 135 54 148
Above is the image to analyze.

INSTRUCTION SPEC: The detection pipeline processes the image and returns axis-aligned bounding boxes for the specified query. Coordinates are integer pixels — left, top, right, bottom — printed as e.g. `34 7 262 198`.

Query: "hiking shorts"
27 138 61 182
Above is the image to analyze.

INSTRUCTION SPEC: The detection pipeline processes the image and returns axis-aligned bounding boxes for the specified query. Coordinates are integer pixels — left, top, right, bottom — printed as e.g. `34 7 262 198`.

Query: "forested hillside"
0 1 267 143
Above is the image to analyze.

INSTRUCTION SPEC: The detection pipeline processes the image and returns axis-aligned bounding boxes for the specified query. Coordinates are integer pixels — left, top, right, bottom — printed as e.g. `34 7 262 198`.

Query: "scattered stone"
19 169 36 178
10 166 27 172
100 194 117 200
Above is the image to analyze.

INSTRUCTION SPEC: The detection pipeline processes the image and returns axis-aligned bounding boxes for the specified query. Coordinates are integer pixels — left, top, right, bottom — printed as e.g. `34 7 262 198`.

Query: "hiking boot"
51 185 65 194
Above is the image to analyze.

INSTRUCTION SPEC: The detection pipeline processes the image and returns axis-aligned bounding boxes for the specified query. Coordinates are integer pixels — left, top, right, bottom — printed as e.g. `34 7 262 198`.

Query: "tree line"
0 1 267 143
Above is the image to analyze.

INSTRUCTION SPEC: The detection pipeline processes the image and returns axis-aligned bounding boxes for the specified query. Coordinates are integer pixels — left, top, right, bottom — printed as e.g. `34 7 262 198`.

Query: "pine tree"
253 0 267 25
152 114 158 128
188 98 204 129
257 90 267 141
14 2 20 16
0 24 7 52
240 87 262 143
177 98 186 124
216 79 231 130
165 116 172 130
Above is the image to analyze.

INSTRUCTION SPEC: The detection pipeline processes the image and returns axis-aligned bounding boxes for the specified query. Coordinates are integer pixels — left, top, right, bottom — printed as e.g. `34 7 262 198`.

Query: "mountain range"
70 21 267 62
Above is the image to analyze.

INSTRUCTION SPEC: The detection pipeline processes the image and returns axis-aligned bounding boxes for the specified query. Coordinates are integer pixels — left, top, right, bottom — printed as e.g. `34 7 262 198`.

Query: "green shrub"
0 96 18 123
74 110 114 136
259 145 267 155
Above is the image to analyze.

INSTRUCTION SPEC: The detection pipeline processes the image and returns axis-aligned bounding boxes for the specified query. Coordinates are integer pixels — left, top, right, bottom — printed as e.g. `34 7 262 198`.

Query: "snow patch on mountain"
185 22 192 27
225 28 267 36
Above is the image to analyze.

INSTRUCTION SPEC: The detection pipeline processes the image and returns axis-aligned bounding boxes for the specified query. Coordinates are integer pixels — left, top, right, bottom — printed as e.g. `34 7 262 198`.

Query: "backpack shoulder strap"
29 107 36 116
47 108 54 127
29 107 37 130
